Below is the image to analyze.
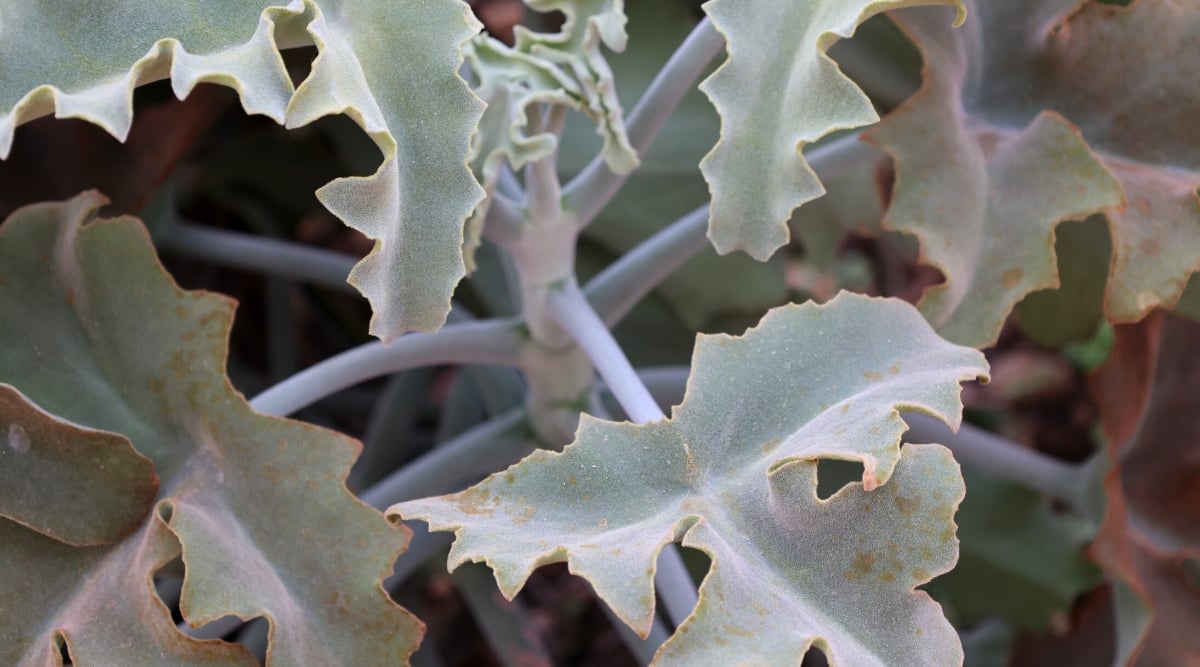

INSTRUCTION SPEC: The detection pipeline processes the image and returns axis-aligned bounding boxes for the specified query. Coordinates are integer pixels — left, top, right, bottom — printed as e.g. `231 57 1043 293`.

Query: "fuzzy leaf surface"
868 1 1200 347
1089 311 1200 665
0 193 417 666
0 1 484 341
395 293 988 665
698 0 964 260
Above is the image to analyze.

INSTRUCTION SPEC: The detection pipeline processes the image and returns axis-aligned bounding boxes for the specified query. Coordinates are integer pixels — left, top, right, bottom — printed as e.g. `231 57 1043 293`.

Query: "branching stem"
160 222 358 294
362 410 531 508
250 319 524 417
584 204 709 327
548 281 662 424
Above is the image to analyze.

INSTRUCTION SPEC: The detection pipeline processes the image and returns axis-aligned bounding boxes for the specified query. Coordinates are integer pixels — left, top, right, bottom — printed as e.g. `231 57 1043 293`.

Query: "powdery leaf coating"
0 193 418 666
1089 311 1200 665
395 293 988 665
0 0 485 342
868 1 1200 347
698 0 965 261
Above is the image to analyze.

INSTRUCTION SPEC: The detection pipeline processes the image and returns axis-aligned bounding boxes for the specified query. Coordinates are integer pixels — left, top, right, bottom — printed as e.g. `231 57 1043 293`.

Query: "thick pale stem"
161 223 357 293
548 281 661 424
564 18 725 228
585 204 709 327
250 319 524 417
502 105 596 444
363 410 531 508
482 191 525 245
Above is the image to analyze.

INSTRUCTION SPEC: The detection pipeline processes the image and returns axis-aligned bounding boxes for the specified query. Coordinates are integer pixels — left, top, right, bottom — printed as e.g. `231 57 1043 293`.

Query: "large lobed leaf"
394 293 989 665
867 1 1200 347
0 0 484 342
697 0 964 261
1089 311 1200 665
0 193 417 665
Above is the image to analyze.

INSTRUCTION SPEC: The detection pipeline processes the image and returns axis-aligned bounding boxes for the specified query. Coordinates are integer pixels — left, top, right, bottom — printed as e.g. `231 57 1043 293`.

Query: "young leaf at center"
393 293 989 665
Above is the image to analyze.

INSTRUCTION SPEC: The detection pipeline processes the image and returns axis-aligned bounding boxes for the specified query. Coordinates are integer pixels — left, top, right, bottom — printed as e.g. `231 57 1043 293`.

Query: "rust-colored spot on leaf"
455 486 500 516
890 362 902 375
840 403 851 413
894 495 920 516
513 505 537 525
843 550 877 581
565 474 577 487
1002 267 1024 288
864 370 883 381
722 623 754 638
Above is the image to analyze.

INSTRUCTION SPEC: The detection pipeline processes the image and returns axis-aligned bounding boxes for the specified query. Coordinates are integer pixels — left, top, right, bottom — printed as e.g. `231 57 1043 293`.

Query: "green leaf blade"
660 444 965 666
394 292 988 664
286 0 485 339
1 1 488 341
2 518 257 667
0 2 296 156
698 0 964 261
0 193 419 665
872 1 1200 342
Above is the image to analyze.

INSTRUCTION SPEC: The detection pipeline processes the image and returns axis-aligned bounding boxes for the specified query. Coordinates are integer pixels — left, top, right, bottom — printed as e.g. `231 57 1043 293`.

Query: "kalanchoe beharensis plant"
0 0 1197 664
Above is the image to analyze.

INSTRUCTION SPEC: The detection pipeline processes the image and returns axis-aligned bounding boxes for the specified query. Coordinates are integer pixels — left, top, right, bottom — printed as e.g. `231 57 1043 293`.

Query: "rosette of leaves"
393 293 990 665
0 0 484 341
866 0 1200 347
462 0 638 267
0 193 416 665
